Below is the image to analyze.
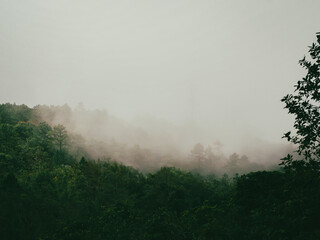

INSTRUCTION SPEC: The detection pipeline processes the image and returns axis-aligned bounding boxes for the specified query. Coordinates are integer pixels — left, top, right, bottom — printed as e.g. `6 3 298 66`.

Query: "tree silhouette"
51 124 68 152
281 32 320 166
190 143 206 168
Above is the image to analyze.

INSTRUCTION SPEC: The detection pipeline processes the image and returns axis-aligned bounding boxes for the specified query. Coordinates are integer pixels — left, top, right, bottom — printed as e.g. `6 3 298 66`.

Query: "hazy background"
1 0 320 156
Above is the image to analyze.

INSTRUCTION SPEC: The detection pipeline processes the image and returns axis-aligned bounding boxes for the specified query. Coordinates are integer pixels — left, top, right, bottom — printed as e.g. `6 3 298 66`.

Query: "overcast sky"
1 0 319 150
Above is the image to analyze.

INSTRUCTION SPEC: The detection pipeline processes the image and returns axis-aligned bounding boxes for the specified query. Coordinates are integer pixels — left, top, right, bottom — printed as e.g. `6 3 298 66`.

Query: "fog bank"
33 104 294 174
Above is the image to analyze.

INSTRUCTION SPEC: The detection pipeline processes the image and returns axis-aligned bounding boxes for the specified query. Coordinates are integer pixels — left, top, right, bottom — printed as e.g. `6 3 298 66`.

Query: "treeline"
0 103 270 175
0 102 320 239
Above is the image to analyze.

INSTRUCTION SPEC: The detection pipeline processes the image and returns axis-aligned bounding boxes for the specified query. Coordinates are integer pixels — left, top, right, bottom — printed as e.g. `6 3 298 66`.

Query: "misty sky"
1 0 320 151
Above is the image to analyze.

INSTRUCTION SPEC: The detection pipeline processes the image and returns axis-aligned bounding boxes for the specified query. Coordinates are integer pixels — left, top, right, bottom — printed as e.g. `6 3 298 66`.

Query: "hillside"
0 103 320 239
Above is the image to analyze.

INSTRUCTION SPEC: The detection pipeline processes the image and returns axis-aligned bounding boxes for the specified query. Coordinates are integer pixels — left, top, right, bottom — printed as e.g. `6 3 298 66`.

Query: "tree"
31 122 52 151
51 124 68 152
190 143 206 169
281 32 320 165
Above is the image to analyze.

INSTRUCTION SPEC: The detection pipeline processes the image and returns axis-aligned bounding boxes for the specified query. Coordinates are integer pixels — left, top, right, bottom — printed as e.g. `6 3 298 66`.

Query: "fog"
1 1 319 172
31 104 294 174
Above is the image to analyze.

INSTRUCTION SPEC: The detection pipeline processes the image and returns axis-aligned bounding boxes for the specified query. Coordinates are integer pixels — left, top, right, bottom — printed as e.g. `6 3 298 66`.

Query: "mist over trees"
23 102 290 175
0 102 271 175
0 33 320 239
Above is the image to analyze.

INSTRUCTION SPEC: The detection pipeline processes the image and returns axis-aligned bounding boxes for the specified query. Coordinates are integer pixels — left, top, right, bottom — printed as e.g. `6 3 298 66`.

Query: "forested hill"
0 103 275 175
0 102 320 239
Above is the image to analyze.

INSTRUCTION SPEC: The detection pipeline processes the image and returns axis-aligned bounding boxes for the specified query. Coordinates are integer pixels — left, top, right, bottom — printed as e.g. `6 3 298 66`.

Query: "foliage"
281 33 320 164
0 101 320 239
51 124 68 152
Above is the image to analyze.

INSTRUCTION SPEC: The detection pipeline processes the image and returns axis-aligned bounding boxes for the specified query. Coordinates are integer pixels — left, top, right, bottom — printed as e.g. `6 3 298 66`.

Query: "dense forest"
0 103 319 240
0 34 320 239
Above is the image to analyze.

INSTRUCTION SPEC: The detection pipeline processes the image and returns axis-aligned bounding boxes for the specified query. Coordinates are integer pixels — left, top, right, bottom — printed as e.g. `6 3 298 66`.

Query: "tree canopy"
281 32 320 165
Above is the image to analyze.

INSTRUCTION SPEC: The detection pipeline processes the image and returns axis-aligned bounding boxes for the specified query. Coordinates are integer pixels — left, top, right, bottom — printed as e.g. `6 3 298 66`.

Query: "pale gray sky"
1 0 319 151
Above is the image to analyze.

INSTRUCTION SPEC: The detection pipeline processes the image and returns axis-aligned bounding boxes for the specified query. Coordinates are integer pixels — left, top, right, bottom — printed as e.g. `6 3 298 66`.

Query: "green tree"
281 32 320 165
31 122 53 152
51 124 68 152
